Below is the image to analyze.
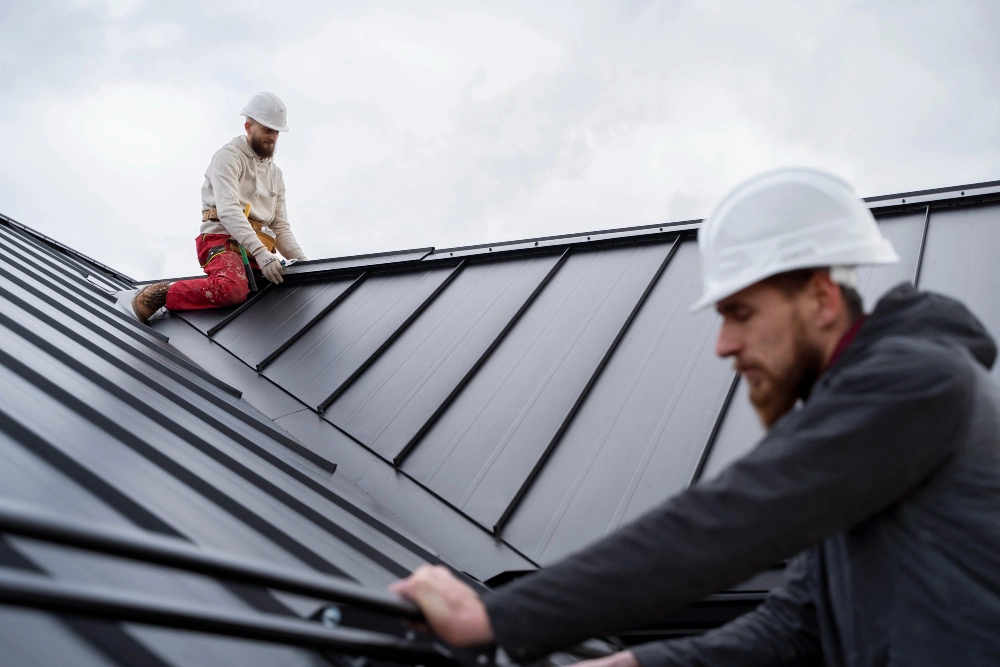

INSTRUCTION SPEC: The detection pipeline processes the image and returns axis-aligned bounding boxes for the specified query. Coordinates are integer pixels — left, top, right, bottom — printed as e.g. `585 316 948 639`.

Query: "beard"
249 133 276 159
738 327 824 429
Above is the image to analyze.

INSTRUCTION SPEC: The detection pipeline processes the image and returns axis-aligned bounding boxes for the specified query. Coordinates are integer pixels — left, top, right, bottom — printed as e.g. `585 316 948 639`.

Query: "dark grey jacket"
485 285 1000 666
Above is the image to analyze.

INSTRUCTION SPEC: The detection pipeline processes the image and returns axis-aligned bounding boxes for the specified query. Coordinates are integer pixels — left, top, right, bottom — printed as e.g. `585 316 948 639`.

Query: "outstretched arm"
627 554 821 667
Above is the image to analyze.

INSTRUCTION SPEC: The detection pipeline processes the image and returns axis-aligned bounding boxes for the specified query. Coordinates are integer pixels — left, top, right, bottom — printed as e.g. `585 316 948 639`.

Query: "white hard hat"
241 92 289 132
691 167 899 312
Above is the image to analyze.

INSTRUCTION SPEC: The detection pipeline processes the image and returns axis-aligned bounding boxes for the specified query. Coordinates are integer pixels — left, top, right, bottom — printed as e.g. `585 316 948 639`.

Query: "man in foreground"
126 91 308 323
392 168 1000 665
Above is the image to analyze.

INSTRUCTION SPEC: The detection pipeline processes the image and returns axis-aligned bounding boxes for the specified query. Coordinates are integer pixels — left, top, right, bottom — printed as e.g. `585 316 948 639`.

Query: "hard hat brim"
255 118 289 132
689 247 901 313
241 110 288 132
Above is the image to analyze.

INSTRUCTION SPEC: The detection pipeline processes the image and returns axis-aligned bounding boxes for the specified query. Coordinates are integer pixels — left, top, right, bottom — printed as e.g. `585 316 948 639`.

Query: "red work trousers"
165 234 258 311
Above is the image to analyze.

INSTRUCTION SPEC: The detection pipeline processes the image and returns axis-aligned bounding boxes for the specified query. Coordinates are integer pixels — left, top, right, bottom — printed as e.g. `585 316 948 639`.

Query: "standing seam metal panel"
500 240 733 562
401 243 676 529
326 255 563 460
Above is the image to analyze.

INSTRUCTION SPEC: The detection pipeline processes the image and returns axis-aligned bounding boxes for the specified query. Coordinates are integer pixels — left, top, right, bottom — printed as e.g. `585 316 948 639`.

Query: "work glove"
253 248 285 285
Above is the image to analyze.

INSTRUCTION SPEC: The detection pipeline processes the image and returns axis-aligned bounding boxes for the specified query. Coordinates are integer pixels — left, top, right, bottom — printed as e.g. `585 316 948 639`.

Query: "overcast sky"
2 1 998 280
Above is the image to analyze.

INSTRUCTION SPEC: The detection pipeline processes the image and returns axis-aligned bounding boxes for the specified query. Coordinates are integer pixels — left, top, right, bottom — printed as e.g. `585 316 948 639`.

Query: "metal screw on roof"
320 605 342 628
476 654 490 665
534 241 538 246
659 227 663 231
587 236 591 240
489 247 492 251
902 199 906 203
962 191 965 195
450 252 454 256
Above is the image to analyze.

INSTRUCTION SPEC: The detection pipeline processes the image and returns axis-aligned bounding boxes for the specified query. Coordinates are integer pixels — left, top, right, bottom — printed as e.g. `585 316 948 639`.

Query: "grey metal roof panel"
500 240 734 562
327 255 564 460
213 278 361 368
400 242 676 530
273 409 539 580
262 267 458 409
917 202 1000 376
857 210 928 309
0 605 118 667
699 378 762 482
152 311 538 583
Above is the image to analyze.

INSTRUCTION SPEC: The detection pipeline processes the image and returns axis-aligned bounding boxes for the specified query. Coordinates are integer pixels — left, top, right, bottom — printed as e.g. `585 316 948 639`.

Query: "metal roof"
1 178 998 661
151 181 1000 567
0 215 505 665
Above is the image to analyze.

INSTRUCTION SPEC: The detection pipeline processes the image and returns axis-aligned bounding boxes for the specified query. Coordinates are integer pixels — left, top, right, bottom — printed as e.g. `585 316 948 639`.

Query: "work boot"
131 281 170 324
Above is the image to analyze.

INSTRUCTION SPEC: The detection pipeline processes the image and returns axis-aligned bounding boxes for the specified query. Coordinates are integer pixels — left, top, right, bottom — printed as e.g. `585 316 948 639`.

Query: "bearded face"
715 278 832 429
737 313 825 427
246 120 278 158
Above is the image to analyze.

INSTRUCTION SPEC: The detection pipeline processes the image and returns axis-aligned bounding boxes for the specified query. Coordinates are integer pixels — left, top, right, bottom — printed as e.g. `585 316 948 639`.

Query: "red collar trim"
827 316 866 369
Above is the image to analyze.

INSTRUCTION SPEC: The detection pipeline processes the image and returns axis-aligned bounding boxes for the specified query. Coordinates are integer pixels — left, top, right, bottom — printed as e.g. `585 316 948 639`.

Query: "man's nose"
715 323 741 358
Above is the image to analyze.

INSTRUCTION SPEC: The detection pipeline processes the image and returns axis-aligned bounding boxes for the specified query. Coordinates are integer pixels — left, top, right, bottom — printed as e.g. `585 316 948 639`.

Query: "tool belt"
202 207 276 253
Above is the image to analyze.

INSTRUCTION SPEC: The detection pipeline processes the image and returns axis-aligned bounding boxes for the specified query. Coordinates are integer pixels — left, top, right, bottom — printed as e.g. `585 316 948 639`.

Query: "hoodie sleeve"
485 337 973 662
630 555 821 667
269 168 306 260
208 147 266 256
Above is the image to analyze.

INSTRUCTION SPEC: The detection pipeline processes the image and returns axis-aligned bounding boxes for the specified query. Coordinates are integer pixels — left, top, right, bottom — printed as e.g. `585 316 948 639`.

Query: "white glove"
253 248 285 285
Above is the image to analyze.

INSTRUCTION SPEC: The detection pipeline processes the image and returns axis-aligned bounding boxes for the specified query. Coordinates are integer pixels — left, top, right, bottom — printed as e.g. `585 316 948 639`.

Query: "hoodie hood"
229 135 271 163
850 284 997 371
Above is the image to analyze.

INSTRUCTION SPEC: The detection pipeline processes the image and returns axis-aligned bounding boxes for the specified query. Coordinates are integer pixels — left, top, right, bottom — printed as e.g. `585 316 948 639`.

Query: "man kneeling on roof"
127 92 308 324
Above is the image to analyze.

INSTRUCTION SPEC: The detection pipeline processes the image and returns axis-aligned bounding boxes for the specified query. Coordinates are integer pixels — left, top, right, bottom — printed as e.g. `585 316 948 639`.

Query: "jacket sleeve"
208 148 266 256
630 555 821 667
485 338 973 662
270 169 307 260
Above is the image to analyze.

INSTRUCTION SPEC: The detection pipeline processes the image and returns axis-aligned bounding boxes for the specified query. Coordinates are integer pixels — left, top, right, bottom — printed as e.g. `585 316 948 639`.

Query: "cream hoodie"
200 136 305 259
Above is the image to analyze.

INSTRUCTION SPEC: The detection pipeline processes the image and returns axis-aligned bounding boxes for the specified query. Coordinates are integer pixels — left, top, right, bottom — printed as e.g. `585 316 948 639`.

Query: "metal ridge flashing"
863 180 1000 213
428 220 698 261
285 247 434 276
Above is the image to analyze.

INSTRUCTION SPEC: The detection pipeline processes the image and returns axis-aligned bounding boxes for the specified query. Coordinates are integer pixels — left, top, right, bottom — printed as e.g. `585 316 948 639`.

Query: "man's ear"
245 119 253 134
809 271 843 329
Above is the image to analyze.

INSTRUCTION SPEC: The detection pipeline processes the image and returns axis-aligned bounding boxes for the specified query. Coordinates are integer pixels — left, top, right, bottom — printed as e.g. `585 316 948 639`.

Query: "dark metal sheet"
0 430 322 667
698 377 764 482
211 279 359 367
0 300 424 588
501 241 734 562
148 315 538 581
178 304 245 335
327 256 562 458
917 201 1000 375
858 211 927 308
0 606 116 667
401 243 675 529
273 410 538 581
263 268 456 409
155 314 308 421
